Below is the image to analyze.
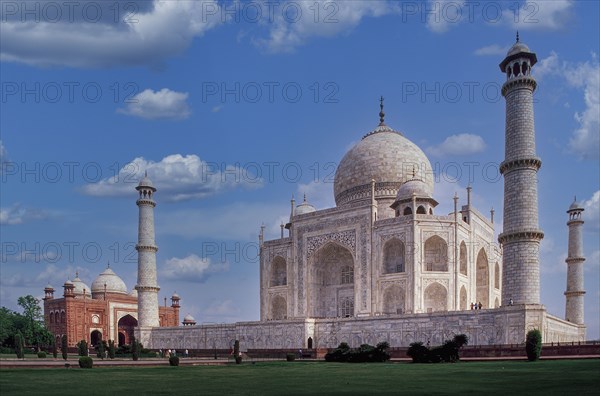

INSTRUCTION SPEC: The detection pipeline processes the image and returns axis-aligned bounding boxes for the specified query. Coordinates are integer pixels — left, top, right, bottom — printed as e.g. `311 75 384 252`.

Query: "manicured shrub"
61 335 68 360
526 329 542 361
233 340 242 364
78 356 93 368
406 334 468 363
286 353 296 362
131 337 140 361
37 351 47 358
108 340 116 359
52 338 58 359
14 332 25 359
95 340 106 359
77 340 88 356
169 356 180 366
325 341 390 363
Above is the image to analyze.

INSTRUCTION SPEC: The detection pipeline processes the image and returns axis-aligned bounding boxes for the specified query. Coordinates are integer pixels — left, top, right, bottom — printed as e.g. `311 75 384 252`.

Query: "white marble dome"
91 267 128 294
295 195 316 215
396 178 433 201
71 275 91 296
334 124 433 206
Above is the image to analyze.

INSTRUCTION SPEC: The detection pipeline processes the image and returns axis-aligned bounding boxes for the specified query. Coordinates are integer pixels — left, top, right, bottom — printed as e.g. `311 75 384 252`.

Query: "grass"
0 360 598 395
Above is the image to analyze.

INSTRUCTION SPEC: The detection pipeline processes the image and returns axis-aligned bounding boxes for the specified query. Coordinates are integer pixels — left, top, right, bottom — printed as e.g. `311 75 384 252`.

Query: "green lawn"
1 360 598 395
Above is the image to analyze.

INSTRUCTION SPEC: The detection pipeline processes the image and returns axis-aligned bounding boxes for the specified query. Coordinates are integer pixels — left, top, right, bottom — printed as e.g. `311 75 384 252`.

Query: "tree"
131 335 139 361
77 339 89 357
96 340 106 360
108 339 116 359
14 332 25 359
17 295 43 350
61 335 68 360
526 329 542 361
52 337 58 359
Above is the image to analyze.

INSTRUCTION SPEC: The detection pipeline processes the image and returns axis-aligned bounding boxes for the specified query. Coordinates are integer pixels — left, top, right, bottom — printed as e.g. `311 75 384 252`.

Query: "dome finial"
144 170 148 177
379 96 385 126
303 193 307 202
516 30 519 43
75 271 79 278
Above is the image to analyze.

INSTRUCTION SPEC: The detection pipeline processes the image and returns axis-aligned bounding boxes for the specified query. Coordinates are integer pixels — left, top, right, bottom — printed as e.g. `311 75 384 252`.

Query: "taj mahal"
47 37 587 351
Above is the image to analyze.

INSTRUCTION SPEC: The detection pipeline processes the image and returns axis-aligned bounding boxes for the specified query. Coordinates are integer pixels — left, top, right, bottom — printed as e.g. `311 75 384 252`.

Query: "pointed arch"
424 282 447 312
417 205 426 214
494 262 500 289
382 284 405 314
476 248 490 308
424 236 448 272
403 207 412 215
309 242 355 318
460 285 467 310
383 238 405 274
271 295 287 320
459 241 468 275
270 256 287 287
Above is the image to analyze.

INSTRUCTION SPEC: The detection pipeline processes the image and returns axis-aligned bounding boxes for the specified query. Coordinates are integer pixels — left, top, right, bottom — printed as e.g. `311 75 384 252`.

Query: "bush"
61 335 68 360
233 340 242 364
526 329 542 361
108 340 116 359
52 338 58 359
169 356 180 366
37 351 47 358
77 340 88 357
95 340 106 359
14 333 24 359
407 334 468 364
78 356 93 369
325 341 390 363
131 337 140 361
286 353 296 362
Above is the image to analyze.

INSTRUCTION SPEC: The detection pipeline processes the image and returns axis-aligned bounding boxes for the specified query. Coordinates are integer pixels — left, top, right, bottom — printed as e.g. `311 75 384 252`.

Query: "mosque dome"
183 314 196 326
91 267 128 295
71 275 91 296
295 195 316 215
333 106 433 207
395 178 433 201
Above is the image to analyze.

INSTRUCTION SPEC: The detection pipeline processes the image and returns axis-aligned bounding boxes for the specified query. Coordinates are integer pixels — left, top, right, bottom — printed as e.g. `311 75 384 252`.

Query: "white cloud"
296 180 335 210
474 44 509 57
427 133 486 157
161 254 228 283
582 191 600 231
0 203 48 225
118 88 191 120
253 0 398 53
426 0 466 33
502 0 574 31
534 52 599 160
0 0 222 68
0 264 90 287
81 154 263 202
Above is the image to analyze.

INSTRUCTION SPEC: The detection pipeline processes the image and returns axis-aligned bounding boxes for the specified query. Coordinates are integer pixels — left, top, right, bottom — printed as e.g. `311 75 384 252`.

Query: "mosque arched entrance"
90 330 102 347
118 314 138 345
308 243 355 318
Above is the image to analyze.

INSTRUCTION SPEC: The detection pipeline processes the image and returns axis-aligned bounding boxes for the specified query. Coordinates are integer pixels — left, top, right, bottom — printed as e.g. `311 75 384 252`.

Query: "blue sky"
1 0 598 339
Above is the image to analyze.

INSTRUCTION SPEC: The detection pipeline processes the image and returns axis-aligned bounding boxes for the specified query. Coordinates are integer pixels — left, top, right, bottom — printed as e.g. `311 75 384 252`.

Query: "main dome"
91 267 128 295
334 124 434 207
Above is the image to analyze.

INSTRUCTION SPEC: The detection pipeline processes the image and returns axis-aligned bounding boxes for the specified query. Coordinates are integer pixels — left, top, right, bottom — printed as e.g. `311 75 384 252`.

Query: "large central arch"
308 242 355 318
118 314 138 346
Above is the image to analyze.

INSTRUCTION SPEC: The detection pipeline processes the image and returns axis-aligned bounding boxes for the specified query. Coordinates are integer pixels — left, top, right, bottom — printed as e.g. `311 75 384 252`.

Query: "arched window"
270 256 287 287
424 236 448 272
49 312 54 324
341 266 354 284
271 295 287 320
429 208 433 215
494 262 500 289
383 238 405 274
459 242 467 275
476 249 489 308
424 283 447 312
417 206 426 214
403 207 412 215
340 298 354 317
61 311 66 323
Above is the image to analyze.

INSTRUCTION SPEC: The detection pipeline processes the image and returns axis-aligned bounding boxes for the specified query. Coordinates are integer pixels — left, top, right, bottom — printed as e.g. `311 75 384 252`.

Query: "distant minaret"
135 172 160 327
498 34 544 305
565 198 585 324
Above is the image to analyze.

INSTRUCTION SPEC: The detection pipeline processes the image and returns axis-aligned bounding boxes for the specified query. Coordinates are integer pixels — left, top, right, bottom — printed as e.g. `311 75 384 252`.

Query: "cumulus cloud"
582 191 600 231
253 0 398 53
0 203 49 225
474 44 509 57
502 0 574 31
0 0 222 68
118 88 190 120
80 154 263 202
161 254 228 282
535 52 599 160
427 133 486 157
425 0 466 33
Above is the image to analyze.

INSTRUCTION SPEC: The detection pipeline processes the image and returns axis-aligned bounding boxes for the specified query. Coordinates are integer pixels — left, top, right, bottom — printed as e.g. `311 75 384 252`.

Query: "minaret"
565 198 585 324
498 34 544 305
135 172 160 327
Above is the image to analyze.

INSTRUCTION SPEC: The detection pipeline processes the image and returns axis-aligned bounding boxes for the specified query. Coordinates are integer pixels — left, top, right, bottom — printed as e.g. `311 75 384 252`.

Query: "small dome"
71 275 91 296
64 280 73 286
172 292 180 299
45 283 54 290
137 171 156 191
295 195 316 215
183 314 196 325
129 288 138 297
91 267 128 295
395 178 433 201
507 41 530 57
568 197 584 212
